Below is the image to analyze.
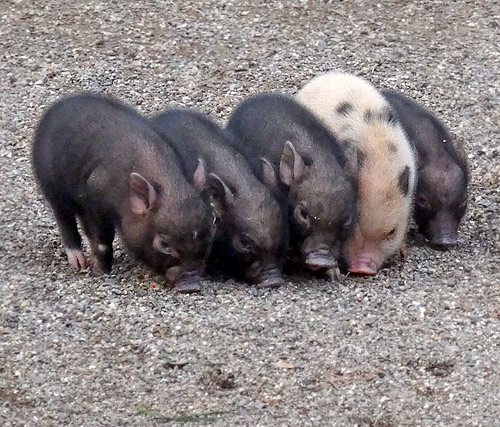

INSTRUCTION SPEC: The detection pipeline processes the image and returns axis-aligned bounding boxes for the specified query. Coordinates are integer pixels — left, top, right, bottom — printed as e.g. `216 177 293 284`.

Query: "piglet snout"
431 232 458 248
348 256 378 275
305 249 336 271
166 266 202 293
173 271 202 293
257 268 285 289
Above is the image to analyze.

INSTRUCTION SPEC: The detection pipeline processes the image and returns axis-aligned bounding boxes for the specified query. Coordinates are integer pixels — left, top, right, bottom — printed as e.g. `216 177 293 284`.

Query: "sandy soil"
0 0 499 425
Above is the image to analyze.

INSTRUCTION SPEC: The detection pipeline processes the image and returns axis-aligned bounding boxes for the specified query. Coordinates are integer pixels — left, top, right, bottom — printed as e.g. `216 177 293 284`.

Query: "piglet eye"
385 228 397 239
234 234 253 254
416 195 430 209
294 203 310 227
153 235 180 258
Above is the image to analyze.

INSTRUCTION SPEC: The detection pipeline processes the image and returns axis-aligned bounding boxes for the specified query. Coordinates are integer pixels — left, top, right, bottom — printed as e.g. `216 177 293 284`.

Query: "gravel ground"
1 0 499 425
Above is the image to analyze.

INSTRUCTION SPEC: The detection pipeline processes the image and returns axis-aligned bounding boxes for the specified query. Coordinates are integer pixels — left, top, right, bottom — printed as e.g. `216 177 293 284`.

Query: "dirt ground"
1 0 499 425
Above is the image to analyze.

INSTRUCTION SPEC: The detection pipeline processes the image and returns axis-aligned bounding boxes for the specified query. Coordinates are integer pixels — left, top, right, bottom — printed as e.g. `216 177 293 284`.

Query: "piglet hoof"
89 255 111 275
89 244 113 275
66 248 87 271
92 264 111 276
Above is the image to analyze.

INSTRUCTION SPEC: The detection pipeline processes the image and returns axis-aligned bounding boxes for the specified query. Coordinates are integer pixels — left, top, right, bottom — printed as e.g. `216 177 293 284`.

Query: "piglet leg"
80 211 115 274
52 205 87 271
399 242 409 259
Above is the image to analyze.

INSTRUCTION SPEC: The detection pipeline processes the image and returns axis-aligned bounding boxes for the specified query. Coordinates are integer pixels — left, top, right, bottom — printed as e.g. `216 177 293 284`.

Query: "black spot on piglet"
398 166 410 196
337 102 353 116
364 110 374 123
365 107 399 125
385 108 399 126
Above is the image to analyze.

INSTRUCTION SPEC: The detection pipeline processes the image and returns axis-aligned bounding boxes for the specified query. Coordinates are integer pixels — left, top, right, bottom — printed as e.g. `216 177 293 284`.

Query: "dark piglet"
382 90 469 248
32 94 214 293
227 94 358 275
152 110 287 288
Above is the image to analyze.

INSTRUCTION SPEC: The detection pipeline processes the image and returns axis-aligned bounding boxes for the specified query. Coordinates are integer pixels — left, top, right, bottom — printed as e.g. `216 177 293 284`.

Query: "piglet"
382 90 469 248
227 94 358 277
32 94 214 293
297 72 417 275
152 109 287 288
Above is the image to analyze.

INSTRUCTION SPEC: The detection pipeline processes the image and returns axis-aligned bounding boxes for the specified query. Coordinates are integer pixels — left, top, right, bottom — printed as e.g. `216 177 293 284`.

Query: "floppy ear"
279 140 305 186
343 142 363 179
130 172 157 215
192 158 208 191
207 173 235 207
261 157 278 188
153 234 180 258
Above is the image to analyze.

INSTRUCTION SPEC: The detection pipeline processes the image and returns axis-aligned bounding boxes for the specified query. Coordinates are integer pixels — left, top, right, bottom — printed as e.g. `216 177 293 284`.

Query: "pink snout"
348 254 381 275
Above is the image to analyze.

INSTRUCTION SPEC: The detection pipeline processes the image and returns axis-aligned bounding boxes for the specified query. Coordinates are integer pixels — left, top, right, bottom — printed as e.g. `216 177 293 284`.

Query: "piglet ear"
193 158 208 191
207 173 235 206
130 172 157 215
153 234 180 258
261 157 278 188
279 140 305 186
398 166 410 196
343 142 363 179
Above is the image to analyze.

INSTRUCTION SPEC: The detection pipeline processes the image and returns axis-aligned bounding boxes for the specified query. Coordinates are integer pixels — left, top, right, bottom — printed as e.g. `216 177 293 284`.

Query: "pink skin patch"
65 248 87 270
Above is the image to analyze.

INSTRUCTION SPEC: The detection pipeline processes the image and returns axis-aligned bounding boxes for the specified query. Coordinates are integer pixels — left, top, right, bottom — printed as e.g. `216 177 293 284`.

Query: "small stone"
316 40 326 51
